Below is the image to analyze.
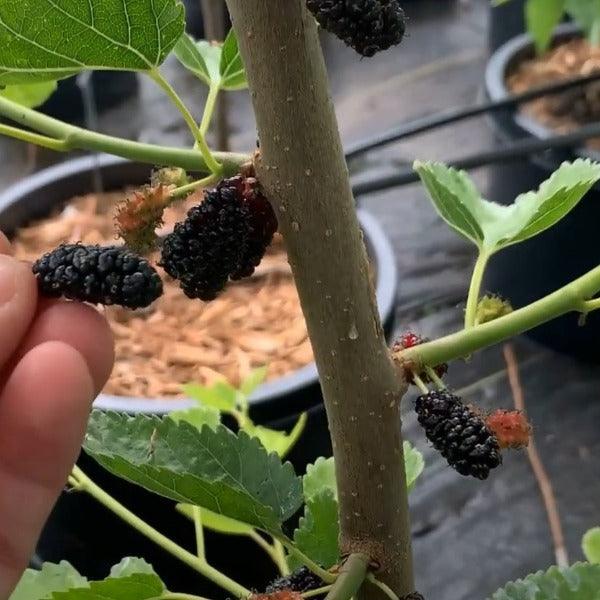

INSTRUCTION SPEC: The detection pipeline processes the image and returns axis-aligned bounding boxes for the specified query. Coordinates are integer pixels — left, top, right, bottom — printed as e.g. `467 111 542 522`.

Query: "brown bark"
224 1 414 596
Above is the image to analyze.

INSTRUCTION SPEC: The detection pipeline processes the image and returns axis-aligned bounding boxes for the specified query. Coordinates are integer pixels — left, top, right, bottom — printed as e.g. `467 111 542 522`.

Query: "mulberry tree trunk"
224 1 415 596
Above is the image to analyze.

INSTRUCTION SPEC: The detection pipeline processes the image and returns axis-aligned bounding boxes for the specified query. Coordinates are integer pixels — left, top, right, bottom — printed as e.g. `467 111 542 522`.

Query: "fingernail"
0 256 18 306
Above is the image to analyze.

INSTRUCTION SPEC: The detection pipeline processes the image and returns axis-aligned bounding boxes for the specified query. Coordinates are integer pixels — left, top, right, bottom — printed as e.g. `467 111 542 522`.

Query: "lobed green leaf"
10 562 87 600
84 411 303 533
219 29 247 90
0 0 185 85
292 489 340 569
416 160 600 254
174 29 247 90
490 562 600 599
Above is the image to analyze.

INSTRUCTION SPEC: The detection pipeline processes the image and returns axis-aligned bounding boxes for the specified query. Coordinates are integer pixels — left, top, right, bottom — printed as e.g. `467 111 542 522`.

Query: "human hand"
0 232 114 599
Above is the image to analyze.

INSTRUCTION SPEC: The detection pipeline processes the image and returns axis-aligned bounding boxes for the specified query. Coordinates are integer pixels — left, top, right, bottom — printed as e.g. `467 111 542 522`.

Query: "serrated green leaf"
490 563 600 599
243 413 307 458
84 411 303 533
414 160 485 248
0 0 185 85
219 29 247 90
494 160 600 248
10 562 87 600
583 528 600 564
0 81 57 107
109 558 157 578
403 441 425 492
303 457 337 502
174 35 219 87
182 381 237 412
240 366 268 397
176 503 255 535
168 405 220 431
51 573 164 600
526 0 565 53
416 160 600 254
292 489 340 569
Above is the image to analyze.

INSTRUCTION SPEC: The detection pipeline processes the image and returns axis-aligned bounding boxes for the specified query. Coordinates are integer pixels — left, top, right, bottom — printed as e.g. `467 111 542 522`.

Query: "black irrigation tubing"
345 71 600 160
352 120 600 196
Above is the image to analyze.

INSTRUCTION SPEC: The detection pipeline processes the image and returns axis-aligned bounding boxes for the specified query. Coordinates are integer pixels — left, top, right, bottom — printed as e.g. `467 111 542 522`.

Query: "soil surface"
508 37 600 148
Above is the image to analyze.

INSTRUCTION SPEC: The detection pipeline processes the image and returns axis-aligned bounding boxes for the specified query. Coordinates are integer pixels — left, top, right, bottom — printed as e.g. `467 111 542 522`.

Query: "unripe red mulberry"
159 175 277 300
393 332 448 384
32 243 163 309
485 409 531 450
306 0 406 57
415 390 502 480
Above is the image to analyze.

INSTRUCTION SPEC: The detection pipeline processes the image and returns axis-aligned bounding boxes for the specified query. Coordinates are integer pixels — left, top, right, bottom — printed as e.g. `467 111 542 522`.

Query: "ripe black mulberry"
159 175 277 300
306 0 406 57
415 390 502 480
32 243 163 309
266 567 325 594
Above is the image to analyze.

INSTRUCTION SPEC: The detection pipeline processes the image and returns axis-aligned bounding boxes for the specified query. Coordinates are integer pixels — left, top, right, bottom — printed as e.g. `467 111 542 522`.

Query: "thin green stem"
246 531 288 575
193 506 205 560
148 69 222 175
0 123 68 151
464 251 490 328
323 554 369 600
70 466 250 598
412 373 429 395
272 539 291 576
303 586 334 598
170 174 219 200
394 263 600 370
0 95 248 174
424 367 445 390
200 84 221 137
365 574 400 600
277 537 336 583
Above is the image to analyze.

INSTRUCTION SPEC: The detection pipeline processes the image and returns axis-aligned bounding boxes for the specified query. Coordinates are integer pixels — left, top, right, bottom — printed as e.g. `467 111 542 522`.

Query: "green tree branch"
0 96 248 174
394 262 600 370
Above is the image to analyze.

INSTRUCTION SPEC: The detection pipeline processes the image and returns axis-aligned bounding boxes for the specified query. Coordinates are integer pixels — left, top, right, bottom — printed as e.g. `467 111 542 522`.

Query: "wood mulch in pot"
12 189 314 399
508 37 600 149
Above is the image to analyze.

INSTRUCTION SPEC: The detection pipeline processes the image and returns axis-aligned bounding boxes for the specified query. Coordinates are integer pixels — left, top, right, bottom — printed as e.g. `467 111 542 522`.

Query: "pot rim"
485 23 599 161
0 154 398 415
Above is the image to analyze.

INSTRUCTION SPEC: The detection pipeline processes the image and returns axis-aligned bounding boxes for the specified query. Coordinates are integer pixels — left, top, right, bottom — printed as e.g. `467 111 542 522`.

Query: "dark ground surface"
1 1 599 599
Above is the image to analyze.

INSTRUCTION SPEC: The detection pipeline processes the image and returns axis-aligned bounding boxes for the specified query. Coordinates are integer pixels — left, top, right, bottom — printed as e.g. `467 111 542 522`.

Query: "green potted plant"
485 0 600 359
2 1 600 600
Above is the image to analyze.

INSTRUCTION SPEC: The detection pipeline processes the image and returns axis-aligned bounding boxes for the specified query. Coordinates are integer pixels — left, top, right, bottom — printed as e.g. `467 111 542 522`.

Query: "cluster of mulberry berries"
32 243 163 309
265 567 325 595
159 174 277 301
306 0 406 57
415 390 502 480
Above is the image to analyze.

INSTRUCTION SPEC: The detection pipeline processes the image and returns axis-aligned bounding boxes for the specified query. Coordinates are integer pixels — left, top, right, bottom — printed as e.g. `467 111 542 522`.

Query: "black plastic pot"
488 0 526 52
484 26 600 360
0 154 397 593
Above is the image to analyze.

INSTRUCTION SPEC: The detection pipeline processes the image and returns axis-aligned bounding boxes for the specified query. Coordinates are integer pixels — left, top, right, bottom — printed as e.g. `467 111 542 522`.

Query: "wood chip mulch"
508 38 600 149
